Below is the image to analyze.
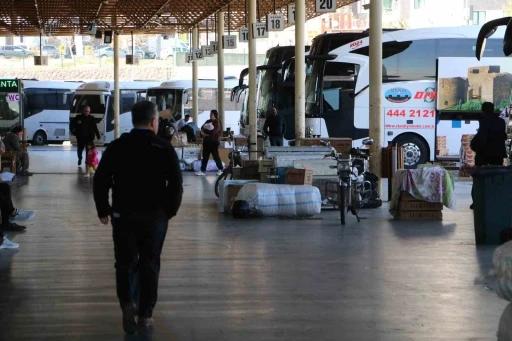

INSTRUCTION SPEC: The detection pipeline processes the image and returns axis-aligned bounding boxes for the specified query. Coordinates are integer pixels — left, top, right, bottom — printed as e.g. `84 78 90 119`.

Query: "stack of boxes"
396 192 443 220
459 134 475 177
436 136 449 156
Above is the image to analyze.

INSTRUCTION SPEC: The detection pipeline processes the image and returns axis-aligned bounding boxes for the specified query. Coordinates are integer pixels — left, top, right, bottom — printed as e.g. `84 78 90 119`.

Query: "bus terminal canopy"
0 0 359 36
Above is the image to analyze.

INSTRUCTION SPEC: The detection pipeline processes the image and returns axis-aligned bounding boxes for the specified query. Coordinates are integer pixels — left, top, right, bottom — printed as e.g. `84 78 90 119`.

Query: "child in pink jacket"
84 144 99 178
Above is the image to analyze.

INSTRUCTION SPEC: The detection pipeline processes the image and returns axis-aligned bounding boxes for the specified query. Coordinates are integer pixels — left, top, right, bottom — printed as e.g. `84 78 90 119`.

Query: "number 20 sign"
315 0 336 13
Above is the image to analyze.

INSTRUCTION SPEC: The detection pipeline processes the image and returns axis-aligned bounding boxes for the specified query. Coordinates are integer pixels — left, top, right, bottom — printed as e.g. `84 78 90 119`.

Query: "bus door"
0 79 21 134
70 91 107 145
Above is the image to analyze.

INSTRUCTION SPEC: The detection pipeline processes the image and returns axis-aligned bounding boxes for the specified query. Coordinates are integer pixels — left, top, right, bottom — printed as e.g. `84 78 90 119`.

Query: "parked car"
0 45 33 59
160 40 190 59
41 45 60 59
94 46 127 58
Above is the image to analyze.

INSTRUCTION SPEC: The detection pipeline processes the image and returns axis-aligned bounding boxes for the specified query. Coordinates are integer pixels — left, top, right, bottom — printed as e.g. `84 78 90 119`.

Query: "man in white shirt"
500 102 512 129
176 114 191 131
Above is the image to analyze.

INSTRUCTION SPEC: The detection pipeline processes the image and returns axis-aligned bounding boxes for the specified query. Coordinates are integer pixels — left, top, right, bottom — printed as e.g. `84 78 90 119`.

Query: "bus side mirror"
183 91 189 105
63 91 73 105
100 95 106 105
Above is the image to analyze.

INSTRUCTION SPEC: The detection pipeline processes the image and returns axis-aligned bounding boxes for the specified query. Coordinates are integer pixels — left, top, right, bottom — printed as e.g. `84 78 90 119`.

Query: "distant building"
467 66 512 105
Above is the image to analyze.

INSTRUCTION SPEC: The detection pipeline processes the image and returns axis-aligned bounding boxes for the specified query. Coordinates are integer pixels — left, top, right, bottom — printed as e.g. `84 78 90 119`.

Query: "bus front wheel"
32 131 47 146
395 134 429 169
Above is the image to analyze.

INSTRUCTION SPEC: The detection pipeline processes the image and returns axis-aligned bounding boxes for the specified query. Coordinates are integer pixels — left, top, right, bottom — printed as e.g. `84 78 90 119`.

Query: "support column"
248 0 257 159
192 26 199 124
217 11 225 124
294 0 306 144
369 0 383 192
113 14 120 140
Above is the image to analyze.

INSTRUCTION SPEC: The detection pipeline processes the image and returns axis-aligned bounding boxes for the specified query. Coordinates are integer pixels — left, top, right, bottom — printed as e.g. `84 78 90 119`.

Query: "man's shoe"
10 209 35 223
78 158 82 166
138 317 154 328
195 171 205 176
122 304 138 334
0 237 18 249
2 223 26 232
17 171 33 176
216 169 224 176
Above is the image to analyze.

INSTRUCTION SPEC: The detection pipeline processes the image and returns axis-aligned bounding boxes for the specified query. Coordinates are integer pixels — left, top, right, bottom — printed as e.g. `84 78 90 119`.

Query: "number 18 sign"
315 0 336 13
267 14 285 32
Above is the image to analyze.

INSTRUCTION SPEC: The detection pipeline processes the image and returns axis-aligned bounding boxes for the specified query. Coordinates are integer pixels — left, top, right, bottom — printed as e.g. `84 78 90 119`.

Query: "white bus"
146 78 244 135
22 80 83 145
302 25 507 168
69 80 161 145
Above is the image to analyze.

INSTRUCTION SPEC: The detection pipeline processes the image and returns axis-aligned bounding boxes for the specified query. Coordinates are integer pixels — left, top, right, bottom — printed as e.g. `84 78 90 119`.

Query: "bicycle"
214 133 246 198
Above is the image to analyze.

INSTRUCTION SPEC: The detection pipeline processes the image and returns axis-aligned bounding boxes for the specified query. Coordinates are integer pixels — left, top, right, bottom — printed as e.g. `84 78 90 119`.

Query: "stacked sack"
459 134 475 177
490 241 512 302
235 183 321 217
436 136 449 156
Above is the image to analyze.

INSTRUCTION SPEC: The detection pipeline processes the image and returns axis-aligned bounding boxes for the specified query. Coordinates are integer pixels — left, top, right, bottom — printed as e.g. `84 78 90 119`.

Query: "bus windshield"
71 94 106 124
147 89 183 120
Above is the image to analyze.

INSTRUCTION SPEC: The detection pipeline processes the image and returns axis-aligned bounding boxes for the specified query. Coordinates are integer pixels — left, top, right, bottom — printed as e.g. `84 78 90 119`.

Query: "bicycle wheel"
215 169 233 198
338 184 347 226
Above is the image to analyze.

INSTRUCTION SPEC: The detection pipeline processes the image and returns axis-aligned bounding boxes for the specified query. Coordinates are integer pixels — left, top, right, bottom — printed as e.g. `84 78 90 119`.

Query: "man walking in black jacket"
263 107 286 146
93 101 183 333
70 106 100 166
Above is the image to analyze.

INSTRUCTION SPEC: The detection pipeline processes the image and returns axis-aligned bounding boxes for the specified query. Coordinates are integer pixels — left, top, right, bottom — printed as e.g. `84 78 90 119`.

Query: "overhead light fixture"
104 30 113 43
102 0 109 4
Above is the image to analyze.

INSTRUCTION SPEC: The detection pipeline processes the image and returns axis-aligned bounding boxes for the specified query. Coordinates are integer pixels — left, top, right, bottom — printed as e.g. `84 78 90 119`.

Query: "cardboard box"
242 160 259 168
258 159 275 173
397 211 443 220
234 137 248 147
301 138 321 146
286 165 313 185
329 138 352 153
171 132 188 147
399 201 443 211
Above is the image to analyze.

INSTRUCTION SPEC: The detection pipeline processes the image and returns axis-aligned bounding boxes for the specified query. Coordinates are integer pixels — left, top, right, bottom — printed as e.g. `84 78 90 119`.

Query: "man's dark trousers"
112 211 168 318
77 139 91 162
269 136 284 147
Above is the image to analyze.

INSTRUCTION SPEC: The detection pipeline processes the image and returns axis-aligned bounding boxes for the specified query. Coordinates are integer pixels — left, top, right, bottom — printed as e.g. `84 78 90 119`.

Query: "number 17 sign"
315 0 336 13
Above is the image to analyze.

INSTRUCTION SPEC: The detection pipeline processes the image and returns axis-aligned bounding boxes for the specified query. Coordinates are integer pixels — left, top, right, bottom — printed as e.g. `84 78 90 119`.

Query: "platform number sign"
267 14 285 32
239 28 249 42
222 35 237 49
252 22 268 39
185 52 193 63
192 49 203 60
210 41 219 54
201 45 213 57
315 0 336 13
288 4 295 24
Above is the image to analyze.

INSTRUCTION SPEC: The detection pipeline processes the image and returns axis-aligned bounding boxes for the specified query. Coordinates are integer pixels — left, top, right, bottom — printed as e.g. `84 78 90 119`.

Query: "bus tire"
32 131 47 146
395 134 429 169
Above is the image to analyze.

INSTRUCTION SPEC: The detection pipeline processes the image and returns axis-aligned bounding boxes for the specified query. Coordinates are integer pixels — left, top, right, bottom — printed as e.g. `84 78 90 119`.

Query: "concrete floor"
0 146 509 341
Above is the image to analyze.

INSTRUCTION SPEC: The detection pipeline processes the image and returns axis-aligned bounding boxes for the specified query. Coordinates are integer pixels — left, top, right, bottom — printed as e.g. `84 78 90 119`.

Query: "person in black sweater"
263 107 286 146
93 101 183 333
470 101 507 209
70 106 100 166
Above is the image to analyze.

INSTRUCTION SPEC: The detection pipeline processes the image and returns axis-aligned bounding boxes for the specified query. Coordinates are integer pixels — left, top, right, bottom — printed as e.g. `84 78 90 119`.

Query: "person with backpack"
263 107 286 146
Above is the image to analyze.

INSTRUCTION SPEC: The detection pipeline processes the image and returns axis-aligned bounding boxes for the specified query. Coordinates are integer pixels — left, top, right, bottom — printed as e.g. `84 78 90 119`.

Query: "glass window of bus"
305 59 322 116
120 90 145 114
25 88 71 117
352 40 442 81
71 94 106 123
257 69 279 118
322 62 360 112
437 38 503 57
